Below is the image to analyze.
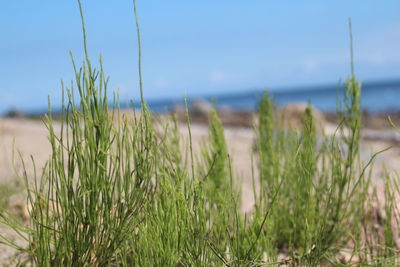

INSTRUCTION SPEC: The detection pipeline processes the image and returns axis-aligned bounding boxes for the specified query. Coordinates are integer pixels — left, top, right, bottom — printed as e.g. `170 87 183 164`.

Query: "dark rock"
219 109 254 128
5 108 25 119
189 100 213 116
188 100 213 124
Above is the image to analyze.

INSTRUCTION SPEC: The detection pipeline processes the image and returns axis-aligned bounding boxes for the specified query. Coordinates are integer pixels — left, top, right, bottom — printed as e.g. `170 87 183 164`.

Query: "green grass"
1 1 399 266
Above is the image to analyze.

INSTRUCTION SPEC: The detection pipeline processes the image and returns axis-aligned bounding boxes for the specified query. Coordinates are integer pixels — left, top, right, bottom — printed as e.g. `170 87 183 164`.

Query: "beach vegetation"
0 1 399 266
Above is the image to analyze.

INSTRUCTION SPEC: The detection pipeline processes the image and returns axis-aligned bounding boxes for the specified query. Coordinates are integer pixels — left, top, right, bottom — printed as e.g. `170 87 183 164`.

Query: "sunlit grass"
0 1 399 266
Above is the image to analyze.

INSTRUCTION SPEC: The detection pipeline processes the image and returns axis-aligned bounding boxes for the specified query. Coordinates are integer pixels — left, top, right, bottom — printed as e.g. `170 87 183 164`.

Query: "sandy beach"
1 114 400 264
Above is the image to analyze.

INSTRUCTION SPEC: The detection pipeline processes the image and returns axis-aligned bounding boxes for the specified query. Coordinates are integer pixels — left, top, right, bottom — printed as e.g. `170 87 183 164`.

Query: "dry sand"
0 117 399 264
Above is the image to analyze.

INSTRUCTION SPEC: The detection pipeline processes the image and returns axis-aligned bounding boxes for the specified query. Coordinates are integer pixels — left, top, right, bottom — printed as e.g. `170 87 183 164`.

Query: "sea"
145 79 400 114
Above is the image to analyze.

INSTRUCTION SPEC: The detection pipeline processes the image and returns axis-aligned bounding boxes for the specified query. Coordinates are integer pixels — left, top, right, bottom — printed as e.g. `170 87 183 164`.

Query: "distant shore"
3 78 400 118
5 101 400 132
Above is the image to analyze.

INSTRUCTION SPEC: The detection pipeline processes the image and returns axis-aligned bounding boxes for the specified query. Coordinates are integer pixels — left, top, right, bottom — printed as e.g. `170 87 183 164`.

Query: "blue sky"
1 1 400 113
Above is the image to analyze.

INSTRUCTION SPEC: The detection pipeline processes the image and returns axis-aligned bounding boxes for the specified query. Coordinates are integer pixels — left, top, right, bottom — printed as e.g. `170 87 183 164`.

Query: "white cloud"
209 71 228 83
209 70 249 85
303 58 320 72
153 78 170 89
356 23 400 65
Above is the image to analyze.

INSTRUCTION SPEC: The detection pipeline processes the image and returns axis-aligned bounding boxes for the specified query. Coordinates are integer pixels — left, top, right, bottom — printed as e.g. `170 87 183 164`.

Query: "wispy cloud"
356 23 400 65
153 78 170 89
209 70 248 85
303 58 321 73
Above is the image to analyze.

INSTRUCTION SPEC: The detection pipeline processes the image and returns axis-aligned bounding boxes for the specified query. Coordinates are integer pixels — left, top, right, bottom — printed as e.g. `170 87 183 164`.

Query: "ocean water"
146 79 400 114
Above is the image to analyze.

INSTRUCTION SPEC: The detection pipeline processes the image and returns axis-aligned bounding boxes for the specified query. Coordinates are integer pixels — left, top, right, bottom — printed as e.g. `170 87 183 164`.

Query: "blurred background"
1 0 400 114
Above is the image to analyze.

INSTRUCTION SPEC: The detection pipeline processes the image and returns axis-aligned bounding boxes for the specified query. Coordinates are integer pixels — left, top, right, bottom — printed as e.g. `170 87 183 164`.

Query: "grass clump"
0 2 399 267
1 1 155 265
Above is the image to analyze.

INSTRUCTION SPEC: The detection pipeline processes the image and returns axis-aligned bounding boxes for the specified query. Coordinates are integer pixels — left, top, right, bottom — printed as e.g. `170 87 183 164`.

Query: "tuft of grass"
1 0 155 265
